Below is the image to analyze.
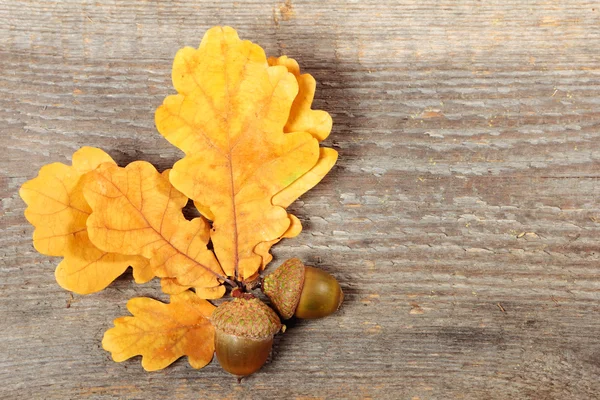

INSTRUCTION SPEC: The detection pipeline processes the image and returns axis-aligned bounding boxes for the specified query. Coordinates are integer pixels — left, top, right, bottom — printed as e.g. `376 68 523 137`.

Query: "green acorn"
211 297 281 377
262 258 344 319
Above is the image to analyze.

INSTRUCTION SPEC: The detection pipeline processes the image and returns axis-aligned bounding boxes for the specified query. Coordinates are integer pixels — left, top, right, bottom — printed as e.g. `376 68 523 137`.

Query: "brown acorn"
262 258 344 319
211 297 281 377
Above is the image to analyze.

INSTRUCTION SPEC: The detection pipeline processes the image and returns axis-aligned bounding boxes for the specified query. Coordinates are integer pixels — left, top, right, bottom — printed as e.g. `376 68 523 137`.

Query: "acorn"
211 296 281 377
262 258 344 319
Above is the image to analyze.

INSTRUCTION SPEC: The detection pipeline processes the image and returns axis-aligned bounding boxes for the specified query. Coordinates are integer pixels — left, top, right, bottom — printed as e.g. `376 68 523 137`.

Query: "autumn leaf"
160 277 194 295
195 285 227 299
102 290 215 371
252 147 339 267
84 162 226 291
155 26 336 280
268 55 333 141
271 148 338 209
161 277 226 300
249 57 338 266
19 147 152 294
254 213 302 270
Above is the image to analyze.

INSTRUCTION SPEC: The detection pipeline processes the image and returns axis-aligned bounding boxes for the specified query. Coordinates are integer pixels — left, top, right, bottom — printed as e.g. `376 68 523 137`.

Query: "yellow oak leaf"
195 285 227 299
102 290 215 371
254 213 303 270
160 277 192 295
161 277 226 300
184 44 336 225
19 147 151 294
155 26 332 280
252 148 338 268
268 55 333 141
271 147 338 208
84 162 226 289
247 54 336 268
193 200 215 221
192 151 337 273
249 68 337 265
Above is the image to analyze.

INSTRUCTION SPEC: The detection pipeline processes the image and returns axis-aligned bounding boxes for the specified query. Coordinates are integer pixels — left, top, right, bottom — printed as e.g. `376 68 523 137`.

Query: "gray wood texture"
1 0 600 399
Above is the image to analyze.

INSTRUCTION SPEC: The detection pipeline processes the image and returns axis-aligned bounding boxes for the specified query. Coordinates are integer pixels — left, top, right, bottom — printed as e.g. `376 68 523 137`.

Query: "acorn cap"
262 258 306 319
211 298 281 340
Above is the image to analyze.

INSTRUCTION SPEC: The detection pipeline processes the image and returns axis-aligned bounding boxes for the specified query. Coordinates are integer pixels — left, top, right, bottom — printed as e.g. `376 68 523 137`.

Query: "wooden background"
1 0 600 399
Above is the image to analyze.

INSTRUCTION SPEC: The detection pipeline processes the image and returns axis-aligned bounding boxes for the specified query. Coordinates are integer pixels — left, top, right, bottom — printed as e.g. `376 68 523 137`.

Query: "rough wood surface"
1 1 600 399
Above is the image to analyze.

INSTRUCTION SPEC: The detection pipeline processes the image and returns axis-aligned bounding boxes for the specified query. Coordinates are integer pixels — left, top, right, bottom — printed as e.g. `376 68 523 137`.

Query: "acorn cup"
211 297 282 377
262 258 344 319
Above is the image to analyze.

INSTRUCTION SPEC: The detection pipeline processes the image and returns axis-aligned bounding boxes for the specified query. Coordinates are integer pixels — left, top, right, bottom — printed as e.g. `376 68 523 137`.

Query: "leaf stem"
219 275 239 288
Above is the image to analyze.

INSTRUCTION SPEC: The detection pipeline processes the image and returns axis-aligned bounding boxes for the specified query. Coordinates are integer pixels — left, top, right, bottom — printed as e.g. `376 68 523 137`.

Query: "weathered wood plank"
1 0 600 399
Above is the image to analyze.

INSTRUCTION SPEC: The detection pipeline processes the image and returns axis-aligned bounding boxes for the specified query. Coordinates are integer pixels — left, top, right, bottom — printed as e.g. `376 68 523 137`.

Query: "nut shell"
262 258 305 319
295 266 343 319
214 331 273 376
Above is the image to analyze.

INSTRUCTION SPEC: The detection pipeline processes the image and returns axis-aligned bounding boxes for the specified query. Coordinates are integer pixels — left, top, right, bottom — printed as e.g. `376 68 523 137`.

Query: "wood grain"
1 0 600 399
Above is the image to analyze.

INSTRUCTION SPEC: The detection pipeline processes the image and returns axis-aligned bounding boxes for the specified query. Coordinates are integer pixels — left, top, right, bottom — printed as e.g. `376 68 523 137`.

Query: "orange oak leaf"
155 26 336 281
19 147 152 294
268 55 333 141
102 290 215 371
84 162 226 289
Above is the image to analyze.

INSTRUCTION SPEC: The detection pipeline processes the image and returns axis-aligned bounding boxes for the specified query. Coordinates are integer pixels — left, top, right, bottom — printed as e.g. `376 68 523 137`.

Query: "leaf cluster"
20 26 336 371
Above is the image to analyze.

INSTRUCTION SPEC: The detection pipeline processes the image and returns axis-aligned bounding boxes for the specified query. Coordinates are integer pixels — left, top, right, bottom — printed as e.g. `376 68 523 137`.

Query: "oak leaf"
155 26 336 281
268 55 333 141
19 147 152 294
161 277 226 299
254 213 302 270
253 148 338 268
84 162 226 291
102 290 215 371
253 57 338 267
